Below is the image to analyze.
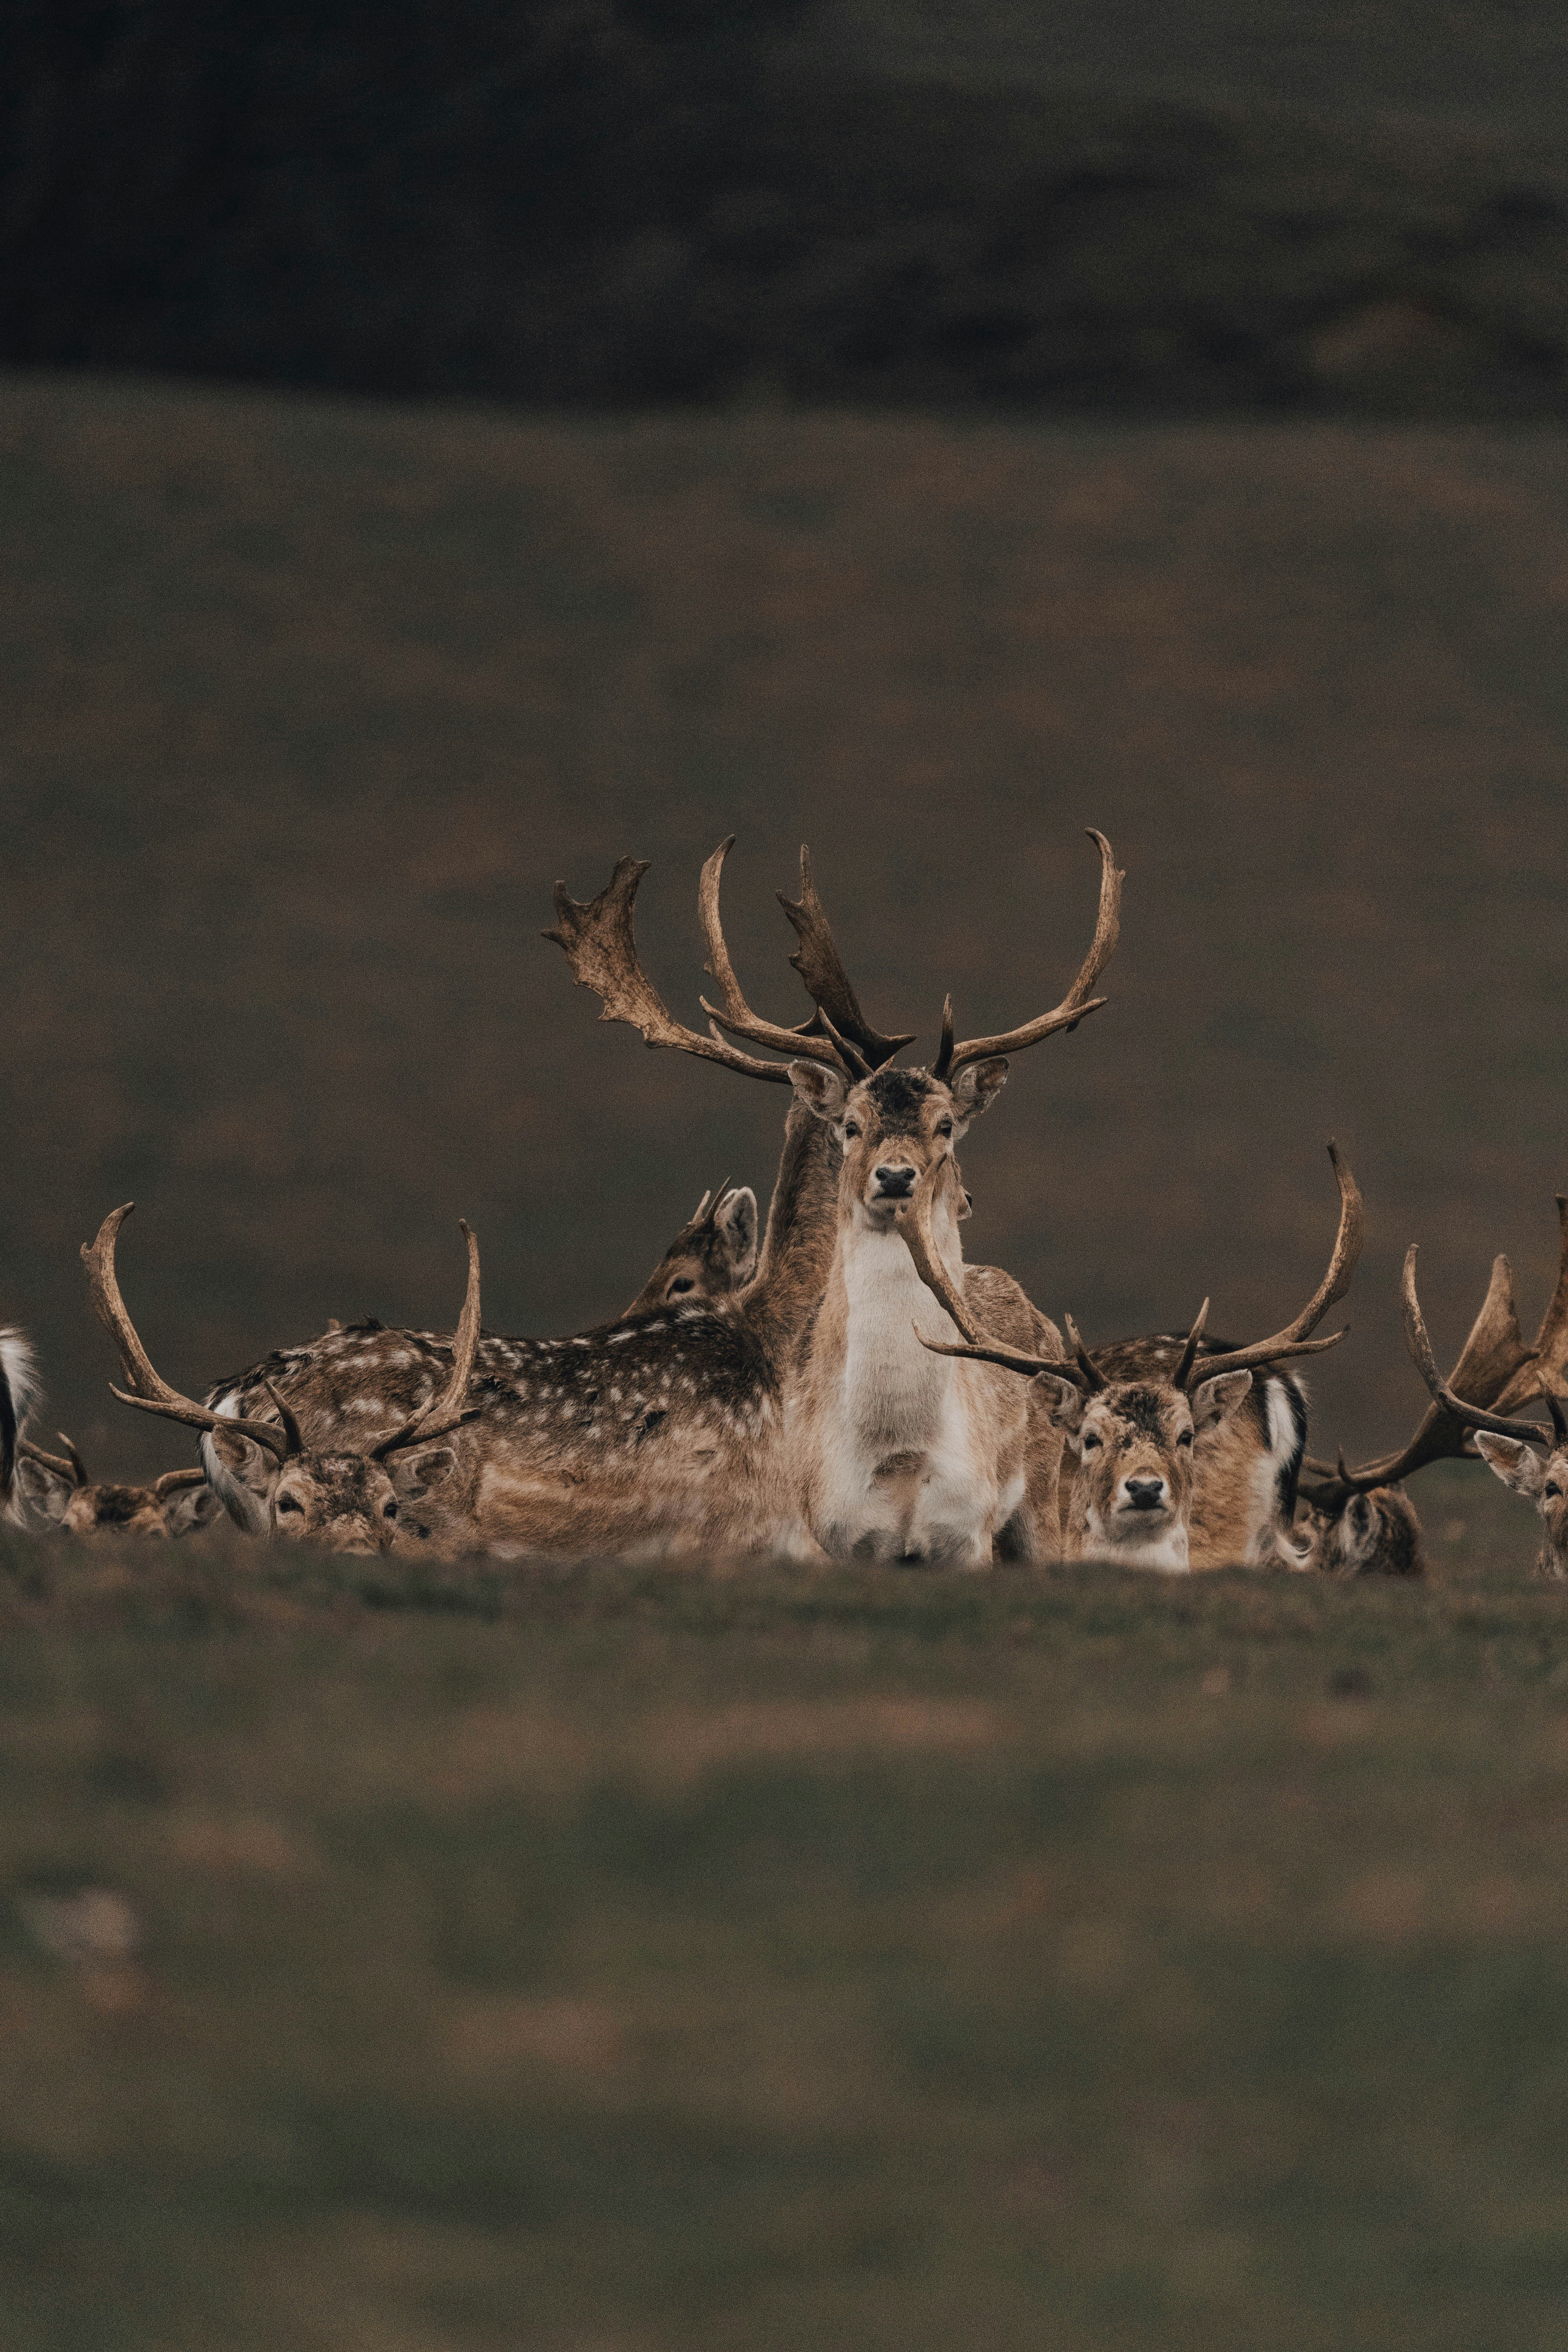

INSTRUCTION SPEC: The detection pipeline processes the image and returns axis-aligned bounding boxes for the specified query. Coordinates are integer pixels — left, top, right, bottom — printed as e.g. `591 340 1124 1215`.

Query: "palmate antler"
82 1206 482 1464
549 831 1124 1085
904 1141 1360 1391
1299 1197 1568 1508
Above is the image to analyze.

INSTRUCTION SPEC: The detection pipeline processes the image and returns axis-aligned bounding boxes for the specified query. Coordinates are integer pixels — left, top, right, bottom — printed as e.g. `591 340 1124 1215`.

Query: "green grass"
3 1537 1568 2349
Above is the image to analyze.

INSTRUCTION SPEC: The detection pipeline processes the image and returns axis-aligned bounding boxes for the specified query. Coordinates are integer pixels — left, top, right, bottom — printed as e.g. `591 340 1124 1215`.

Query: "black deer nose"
874 1165 916 1198
1125 1478 1165 1510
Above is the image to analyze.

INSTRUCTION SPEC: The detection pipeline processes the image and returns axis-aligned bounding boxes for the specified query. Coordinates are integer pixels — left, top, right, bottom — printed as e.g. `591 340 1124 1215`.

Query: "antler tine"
1184 1142 1363 1385
777 844 914 1070
1401 1244 1560 1447
1062 1314 1109 1394
1171 1299 1211 1390
897 1160 1082 1383
545 852 793 1083
938 829 1123 1080
261 1381 306 1459
697 838 849 1073
18 1433 89 1488
1494 1195 1568 1414
153 1465 210 1500
373 1220 484 1459
81 1205 289 1460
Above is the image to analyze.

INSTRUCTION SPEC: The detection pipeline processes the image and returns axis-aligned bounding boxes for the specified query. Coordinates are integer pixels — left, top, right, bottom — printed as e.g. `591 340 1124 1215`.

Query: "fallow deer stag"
904 1143 1362 1569
16 1430 220 1539
1396 1243 1568 1579
83 1205 483 1555
1298 1196 1568 1575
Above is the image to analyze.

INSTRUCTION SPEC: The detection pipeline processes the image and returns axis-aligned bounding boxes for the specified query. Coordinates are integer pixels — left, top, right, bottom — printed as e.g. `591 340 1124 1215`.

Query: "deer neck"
740 1102 842 1356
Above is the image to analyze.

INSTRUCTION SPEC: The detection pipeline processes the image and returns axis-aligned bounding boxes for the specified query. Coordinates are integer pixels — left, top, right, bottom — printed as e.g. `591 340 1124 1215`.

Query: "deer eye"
843 1120 860 1139
1081 1432 1100 1450
383 1500 399 1518
668 1277 695 1296
1546 1483 1562 1499
276 1493 304 1514
1177 1429 1194 1447
936 1117 953 1138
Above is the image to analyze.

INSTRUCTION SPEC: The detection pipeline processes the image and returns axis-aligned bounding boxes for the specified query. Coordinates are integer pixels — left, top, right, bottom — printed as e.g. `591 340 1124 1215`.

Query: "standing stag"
903 1144 1361 1569
82 1206 483 1555
1298 1197 1568 1575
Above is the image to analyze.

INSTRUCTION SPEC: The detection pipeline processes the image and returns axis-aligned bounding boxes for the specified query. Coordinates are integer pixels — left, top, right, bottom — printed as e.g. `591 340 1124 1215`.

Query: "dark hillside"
1 373 1565 1512
6 0 1568 412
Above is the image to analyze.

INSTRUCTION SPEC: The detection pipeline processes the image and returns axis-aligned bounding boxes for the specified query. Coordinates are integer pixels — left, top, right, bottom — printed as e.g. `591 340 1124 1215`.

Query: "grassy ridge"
4 1537 1568 2348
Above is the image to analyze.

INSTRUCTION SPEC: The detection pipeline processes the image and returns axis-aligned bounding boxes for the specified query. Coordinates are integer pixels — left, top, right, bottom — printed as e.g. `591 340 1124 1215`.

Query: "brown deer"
619 1181 759 1317
188 834 1111 1563
1393 1243 1568 1579
82 1205 483 1555
16 1430 220 1538
903 1144 1361 1570
1297 1197 1568 1575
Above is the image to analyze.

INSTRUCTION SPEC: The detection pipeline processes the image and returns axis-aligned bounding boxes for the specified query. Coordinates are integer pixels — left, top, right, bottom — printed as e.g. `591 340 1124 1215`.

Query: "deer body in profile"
904 1143 1363 1570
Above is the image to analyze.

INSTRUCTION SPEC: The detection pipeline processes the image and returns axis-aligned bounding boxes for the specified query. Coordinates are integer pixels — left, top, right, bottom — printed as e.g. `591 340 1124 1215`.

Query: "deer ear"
393 1446 457 1497
788 1061 848 1122
1033 1372 1085 1430
1342 1492 1376 1561
16 1454 72 1524
1475 1432 1547 1497
165 1483 223 1536
1191 1370 1253 1432
715 1187 759 1279
949 1058 1009 1118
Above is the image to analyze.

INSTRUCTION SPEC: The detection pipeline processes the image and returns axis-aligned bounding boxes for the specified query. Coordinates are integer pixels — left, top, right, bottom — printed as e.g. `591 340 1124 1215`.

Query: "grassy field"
3 1529 1568 2350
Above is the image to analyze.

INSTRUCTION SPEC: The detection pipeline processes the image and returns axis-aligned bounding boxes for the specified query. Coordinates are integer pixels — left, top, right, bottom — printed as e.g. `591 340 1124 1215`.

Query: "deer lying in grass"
193 832 1111 1563
902 1143 1362 1570
1393 1244 1568 1579
17 1430 219 1538
1296 1196 1568 1576
619 1181 758 1317
82 1205 482 1555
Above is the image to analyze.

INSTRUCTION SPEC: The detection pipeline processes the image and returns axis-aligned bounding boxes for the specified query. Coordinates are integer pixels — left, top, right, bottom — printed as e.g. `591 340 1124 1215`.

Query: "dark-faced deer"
904 1144 1361 1570
81 1206 482 1555
619 1182 759 1317
16 1430 220 1538
1298 1197 1568 1575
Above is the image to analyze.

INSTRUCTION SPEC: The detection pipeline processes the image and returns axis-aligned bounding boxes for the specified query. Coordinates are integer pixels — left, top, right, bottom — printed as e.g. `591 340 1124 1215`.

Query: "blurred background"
2 0 1566 1480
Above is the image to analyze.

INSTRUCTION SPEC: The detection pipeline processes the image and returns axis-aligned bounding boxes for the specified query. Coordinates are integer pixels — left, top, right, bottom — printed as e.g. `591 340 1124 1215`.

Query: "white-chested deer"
904 1144 1361 1570
0 1325 40 1526
81 1205 483 1555
187 833 1112 1563
1297 1196 1568 1576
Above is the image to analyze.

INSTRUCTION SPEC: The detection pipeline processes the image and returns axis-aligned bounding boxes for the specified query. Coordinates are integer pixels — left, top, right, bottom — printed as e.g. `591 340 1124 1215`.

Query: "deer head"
16 1429 219 1538
80 1205 483 1555
547 831 1123 1227
902 1142 1363 1566
1296 1485 1427 1577
619 1181 759 1318
1394 1243 1568 1578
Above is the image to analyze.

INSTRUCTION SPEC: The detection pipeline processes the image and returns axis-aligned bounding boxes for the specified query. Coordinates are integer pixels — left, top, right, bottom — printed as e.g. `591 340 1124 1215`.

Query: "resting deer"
903 1144 1360 1570
82 1205 483 1555
619 1181 758 1317
1297 1196 1568 1576
17 1431 220 1538
189 834 1109 1563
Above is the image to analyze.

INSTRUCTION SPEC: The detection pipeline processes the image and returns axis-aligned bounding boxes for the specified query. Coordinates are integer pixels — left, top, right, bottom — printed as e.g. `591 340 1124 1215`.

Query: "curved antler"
934 830 1123 1080
698 838 858 1073
545 854 795 1083
1178 1143 1362 1385
18 1432 89 1488
153 1466 210 1501
1401 1245 1564 1447
372 1220 483 1459
775 845 914 1072
81 1205 290 1461
897 1160 1081 1383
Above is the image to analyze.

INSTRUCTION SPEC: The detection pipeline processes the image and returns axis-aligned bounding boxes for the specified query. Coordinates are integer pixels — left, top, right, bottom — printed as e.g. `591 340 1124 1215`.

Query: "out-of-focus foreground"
4 1535 1568 2350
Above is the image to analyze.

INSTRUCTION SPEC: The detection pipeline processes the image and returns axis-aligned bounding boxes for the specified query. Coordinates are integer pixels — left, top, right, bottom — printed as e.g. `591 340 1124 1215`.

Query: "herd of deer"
4 829 1568 1578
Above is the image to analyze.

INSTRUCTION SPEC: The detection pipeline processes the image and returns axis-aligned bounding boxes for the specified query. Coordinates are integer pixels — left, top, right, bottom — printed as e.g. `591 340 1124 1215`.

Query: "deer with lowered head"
0 1328 212 1537
903 1143 1361 1570
81 1204 483 1555
1295 1195 1568 1577
192 834 1105 1562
